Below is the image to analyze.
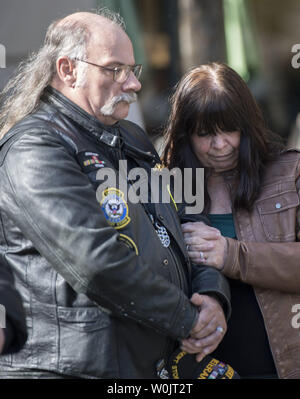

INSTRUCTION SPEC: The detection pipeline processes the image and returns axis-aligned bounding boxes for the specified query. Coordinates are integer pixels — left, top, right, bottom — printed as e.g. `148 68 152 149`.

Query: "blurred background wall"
1 0 300 148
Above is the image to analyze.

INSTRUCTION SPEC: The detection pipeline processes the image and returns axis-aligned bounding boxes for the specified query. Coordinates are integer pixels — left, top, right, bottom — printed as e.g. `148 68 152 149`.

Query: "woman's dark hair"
162 62 284 212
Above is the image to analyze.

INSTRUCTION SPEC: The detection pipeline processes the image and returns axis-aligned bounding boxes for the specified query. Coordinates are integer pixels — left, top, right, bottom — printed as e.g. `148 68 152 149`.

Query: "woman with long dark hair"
163 62 300 379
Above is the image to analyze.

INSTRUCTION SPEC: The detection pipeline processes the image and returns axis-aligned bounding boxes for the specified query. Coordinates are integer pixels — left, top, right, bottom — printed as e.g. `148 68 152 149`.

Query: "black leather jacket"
0 87 230 378
0 261 27 355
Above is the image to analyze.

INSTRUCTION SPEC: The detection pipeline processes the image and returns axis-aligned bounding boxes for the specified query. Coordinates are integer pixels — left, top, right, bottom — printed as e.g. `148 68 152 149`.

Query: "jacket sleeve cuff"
191 264 231 321
171 296 199 340
222 237 240 279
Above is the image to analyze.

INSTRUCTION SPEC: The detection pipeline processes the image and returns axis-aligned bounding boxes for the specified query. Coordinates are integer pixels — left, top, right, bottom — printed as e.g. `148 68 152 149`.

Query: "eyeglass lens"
115 65 142 83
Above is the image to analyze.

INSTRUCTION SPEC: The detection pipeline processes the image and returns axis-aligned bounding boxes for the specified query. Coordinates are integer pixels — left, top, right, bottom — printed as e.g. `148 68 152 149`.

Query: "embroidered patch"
208 362 228 379
77 151 106 173
100 188 131 229
83 153 105 168
118 234 139 255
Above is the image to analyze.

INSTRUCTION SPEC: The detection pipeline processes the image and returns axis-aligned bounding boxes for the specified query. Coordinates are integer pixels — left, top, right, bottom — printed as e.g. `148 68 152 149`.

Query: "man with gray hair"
0 10 230 378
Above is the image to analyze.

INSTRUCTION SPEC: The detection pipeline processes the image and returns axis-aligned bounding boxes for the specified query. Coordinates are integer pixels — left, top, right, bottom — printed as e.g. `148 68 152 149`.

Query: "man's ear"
55 56 77 87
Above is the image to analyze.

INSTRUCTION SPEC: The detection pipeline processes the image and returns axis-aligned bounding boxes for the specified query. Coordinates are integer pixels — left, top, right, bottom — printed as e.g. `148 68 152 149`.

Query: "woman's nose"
212 134 227 150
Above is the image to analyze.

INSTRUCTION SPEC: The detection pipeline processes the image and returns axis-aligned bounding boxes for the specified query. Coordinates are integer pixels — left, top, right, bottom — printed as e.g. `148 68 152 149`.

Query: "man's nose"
122 72 142 92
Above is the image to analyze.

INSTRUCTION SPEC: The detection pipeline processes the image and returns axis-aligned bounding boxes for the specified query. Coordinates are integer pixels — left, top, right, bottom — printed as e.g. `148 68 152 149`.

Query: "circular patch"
100 188 131 229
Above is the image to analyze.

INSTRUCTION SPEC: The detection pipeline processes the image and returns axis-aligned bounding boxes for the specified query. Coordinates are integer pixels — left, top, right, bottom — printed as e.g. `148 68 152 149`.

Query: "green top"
208 214 277 377
208 214 236 238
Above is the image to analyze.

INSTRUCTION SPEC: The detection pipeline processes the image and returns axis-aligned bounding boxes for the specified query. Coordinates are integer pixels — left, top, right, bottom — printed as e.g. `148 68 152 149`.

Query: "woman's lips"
209 153 234 161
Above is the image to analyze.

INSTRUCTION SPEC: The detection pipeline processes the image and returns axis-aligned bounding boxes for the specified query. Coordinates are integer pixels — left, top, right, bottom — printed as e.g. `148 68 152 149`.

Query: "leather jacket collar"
43 86 122 147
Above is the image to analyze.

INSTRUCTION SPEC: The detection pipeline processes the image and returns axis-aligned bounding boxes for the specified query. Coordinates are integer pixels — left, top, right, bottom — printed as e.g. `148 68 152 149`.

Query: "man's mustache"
111 92 137 106
100 92 137 116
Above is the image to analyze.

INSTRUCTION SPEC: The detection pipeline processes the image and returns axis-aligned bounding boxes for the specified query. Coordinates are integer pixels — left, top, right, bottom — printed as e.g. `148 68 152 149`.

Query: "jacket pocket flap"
257 191 300 214
57 306 109 331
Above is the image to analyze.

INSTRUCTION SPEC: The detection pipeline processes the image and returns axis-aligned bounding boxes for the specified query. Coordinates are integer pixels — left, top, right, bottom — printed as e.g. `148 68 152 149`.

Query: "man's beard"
100 92 137 116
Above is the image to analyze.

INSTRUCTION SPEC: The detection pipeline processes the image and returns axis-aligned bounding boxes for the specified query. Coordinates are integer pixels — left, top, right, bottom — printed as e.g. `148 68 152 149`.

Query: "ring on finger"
216 326 224 334
199 251 205 261
186 244 190 252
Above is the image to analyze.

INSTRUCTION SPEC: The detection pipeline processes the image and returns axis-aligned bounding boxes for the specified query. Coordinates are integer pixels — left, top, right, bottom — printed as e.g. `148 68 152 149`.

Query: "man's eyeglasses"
75 58 142 84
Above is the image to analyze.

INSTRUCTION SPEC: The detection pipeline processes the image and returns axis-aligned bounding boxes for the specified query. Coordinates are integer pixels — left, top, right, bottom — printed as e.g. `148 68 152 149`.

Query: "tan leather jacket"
222 149 300 378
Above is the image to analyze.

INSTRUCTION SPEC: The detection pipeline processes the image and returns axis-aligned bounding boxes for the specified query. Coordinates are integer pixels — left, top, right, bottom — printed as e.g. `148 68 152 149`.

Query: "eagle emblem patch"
100 188 131 229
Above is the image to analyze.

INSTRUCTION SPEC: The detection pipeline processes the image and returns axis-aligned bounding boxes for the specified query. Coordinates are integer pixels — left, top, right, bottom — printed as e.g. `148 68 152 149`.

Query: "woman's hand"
182 222 227 269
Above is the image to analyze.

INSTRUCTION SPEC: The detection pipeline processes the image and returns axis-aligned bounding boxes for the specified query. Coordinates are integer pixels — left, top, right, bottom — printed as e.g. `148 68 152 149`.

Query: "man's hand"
181 293 227 362
182 222 227 269
0 328 5 354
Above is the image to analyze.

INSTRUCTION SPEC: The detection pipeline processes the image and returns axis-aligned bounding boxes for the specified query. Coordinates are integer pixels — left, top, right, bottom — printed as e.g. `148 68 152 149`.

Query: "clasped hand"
182 221 227 269
181 293 227 362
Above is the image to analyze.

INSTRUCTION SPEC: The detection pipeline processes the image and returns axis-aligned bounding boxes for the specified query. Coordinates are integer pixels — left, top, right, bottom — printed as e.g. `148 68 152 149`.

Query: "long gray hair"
0 8 125 138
